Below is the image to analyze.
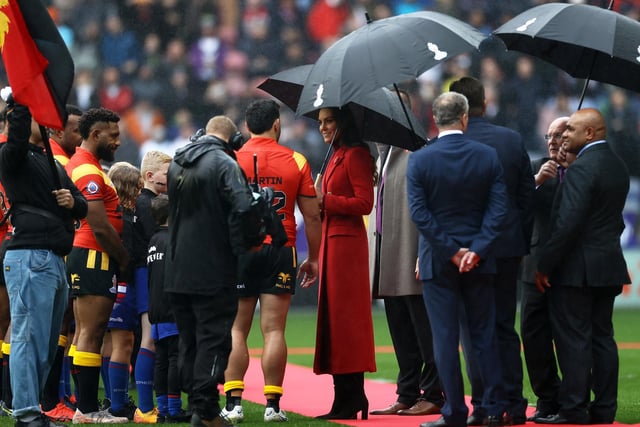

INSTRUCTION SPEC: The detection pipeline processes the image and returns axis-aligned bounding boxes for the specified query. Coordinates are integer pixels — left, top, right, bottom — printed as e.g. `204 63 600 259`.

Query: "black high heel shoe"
317 394 369 420
316 373 369 420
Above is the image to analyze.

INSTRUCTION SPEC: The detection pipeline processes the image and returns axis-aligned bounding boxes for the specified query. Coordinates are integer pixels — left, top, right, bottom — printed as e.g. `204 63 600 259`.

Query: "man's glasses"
544 133 563 141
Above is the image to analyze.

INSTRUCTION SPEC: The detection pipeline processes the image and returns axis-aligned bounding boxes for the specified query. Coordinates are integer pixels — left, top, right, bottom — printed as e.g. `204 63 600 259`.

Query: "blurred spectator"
603 87 640 177
157 0 187 46
391 0 435 14
141 33 164 73
68 68 100 111
166 108 197 147
157 38 190 81
498 56 544 152
239 0 284 77
156 68 206 125
120 0 163 42
101 13 141 78
188 14 228 84
131 64 164 103
71 19 102 71
121 99 166 147
49 6 75 49
306 0 351 50
139 125 174 159
98 66 135 114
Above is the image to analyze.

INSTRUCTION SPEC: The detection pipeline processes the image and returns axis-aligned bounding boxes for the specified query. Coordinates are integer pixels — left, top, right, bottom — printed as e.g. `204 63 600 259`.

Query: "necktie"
558 166 566 183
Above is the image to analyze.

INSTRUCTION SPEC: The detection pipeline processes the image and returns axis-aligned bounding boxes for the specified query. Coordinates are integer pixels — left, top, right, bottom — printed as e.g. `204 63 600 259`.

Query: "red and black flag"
0 0 74 130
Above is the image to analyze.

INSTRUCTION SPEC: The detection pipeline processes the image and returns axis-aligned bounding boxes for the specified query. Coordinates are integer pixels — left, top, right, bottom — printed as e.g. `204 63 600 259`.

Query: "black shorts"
67 247 118 300
237 245 297 297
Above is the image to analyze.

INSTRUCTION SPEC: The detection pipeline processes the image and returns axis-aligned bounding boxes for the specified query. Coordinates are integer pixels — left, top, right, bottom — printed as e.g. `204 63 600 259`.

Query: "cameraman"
0 98 87 427
164 115 265 427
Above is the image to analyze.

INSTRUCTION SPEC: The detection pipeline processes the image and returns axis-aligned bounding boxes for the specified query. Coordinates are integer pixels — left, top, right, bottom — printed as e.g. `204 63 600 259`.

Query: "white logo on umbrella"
517 18 537 32
427 43 448 60
313 84 325 108
636 46 640 62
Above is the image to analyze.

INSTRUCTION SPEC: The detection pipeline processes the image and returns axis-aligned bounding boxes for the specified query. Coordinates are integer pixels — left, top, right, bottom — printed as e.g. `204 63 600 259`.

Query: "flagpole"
39 125 62 189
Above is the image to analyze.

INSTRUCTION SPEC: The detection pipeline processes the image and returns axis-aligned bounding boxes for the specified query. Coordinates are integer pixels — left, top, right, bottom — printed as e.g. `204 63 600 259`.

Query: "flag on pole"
0 0 74 130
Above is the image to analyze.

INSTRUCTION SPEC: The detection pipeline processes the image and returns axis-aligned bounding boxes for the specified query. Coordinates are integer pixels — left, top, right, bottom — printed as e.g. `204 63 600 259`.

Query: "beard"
97 143 114 162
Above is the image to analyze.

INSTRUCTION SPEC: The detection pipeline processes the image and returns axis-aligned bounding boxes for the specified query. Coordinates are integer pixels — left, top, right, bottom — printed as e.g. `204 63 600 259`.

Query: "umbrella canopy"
258 65 428 151
296 11 487 116
493 3 640 93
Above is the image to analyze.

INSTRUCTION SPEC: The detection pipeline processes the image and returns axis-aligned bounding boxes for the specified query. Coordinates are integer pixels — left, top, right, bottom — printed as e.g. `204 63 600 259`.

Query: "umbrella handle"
314 173 322 189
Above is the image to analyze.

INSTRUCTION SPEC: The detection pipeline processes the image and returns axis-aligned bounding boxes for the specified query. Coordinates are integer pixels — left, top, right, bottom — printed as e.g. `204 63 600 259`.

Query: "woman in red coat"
314 107 377 420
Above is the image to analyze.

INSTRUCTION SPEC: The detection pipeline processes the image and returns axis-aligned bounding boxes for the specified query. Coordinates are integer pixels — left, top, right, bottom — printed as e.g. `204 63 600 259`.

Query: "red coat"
314 144 376 375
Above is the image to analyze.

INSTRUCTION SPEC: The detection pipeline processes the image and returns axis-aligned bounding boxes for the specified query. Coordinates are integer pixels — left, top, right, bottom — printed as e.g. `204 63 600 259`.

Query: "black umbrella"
257 64 428 152
295 11 487 116
493 2 640 108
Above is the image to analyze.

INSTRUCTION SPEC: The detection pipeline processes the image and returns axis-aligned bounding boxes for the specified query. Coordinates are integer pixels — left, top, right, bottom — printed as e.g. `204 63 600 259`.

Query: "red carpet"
240 357 639 426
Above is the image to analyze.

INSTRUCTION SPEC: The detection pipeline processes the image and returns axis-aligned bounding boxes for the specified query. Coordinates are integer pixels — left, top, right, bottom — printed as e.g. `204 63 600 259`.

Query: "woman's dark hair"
331 107 378 184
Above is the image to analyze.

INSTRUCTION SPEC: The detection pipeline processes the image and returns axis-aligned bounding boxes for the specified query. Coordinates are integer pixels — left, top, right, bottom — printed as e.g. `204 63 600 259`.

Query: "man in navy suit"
535 108 630 425
407 92 508 427
449 77 534 426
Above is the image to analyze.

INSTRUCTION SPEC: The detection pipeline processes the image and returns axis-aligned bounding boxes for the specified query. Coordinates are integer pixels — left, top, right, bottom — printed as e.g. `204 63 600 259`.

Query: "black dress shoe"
527 411 552 422
467 414 486 426
420 416 466 427
15 413 65 427
504 413 527 425
534 414 589 425
486 415 506 427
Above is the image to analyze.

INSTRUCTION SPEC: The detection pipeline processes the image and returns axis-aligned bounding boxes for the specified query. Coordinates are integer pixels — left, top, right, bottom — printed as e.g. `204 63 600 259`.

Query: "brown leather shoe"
398 399 442 416
369 401 410 415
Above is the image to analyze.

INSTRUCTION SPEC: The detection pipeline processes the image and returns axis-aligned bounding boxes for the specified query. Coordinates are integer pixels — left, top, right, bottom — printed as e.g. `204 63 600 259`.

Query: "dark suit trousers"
170 288 238 420
548 285 622 423
384 295 444 407
520 281 560 415
423 265 505 427
461 257 528 417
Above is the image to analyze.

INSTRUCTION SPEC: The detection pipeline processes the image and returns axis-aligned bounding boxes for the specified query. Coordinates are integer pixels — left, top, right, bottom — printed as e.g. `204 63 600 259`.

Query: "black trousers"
383 295 444 407
548 285 621 424
170 288 238 420
520 281 560 415
154 334 180 396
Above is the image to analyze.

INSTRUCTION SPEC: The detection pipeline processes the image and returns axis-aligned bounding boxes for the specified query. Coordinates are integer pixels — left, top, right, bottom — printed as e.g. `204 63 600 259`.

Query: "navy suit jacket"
465 117 535 258
407 132 508 280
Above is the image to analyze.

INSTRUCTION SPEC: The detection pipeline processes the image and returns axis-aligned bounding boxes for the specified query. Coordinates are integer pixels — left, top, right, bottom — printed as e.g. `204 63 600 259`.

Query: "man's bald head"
564 108 607 154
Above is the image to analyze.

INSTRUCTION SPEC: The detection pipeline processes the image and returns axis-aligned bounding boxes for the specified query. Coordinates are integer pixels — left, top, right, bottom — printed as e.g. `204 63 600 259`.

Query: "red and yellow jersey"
50 137 70 166
236 137 315 247
66 147 122 250
0 134 11 240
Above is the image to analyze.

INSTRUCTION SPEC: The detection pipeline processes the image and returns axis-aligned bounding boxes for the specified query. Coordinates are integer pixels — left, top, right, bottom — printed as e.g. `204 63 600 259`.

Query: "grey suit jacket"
368 145 422 297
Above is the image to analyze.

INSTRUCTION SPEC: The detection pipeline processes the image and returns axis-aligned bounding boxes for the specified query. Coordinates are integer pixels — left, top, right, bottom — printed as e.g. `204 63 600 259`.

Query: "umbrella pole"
314 131 337 188
393 83 420 149
577 0 614 110
40 125 62 189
